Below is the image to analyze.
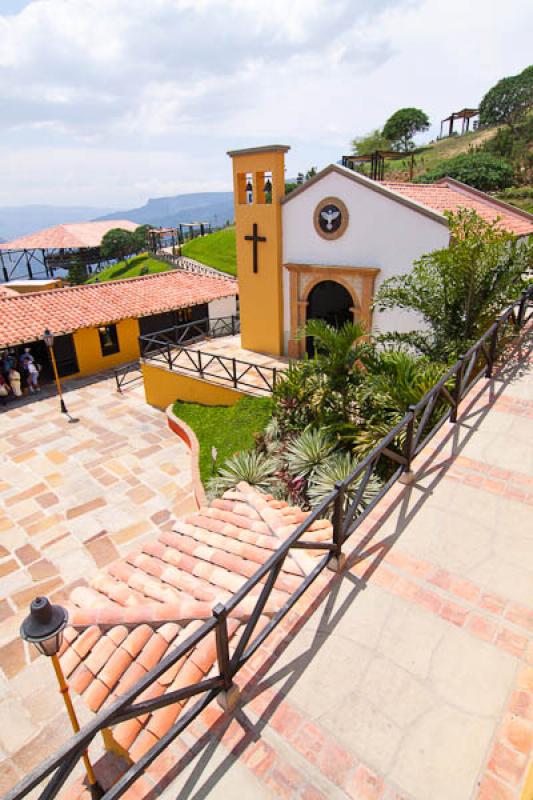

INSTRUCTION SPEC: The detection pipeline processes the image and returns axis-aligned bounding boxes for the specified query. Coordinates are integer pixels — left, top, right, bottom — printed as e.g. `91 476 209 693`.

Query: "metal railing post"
198 351 203 378
166 343 172 370
272 367 277 391
232 358 237 388
485 319 500 378
450 355 465 423
231 315 236 336
399 405 416 483
517 291 527 328
329 482 346 572
213 603 240 712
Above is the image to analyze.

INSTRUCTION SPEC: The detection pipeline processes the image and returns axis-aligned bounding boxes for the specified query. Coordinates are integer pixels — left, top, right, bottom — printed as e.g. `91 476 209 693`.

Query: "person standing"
26 360 40 393
9 366 22 398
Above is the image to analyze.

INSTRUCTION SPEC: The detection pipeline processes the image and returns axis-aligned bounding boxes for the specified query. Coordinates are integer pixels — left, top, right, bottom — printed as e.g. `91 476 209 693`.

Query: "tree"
351 128 391 155
132 224 151 253
373 209 531 361
100 228 136 264
383 108 430 152
479 65 533 132
416 151 514 191
67 257 88 285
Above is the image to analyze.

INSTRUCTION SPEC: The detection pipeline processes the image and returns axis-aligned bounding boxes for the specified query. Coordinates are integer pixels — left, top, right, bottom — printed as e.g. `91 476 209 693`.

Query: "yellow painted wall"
229 148 287 356
142 363 246 410
73 318 140 376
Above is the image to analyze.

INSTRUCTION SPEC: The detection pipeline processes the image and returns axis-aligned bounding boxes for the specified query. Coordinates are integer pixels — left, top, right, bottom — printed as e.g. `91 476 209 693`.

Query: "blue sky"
0 0 531 208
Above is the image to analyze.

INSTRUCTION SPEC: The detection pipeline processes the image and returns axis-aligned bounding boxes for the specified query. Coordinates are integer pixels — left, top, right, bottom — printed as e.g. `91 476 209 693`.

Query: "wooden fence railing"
140 315 280 394
5 286 532 800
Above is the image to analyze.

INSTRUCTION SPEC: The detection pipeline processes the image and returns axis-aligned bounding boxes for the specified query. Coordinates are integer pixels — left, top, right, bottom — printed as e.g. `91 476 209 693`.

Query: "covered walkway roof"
0 219 138 252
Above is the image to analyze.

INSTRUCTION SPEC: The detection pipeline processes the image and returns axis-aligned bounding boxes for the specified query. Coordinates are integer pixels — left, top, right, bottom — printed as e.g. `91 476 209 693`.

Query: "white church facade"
227 145 533 359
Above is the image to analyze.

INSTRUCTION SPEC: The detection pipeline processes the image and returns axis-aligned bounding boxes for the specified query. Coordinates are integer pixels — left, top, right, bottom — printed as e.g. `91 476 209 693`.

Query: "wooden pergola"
439 108 479 138
148 222 212 252
342 150 419 181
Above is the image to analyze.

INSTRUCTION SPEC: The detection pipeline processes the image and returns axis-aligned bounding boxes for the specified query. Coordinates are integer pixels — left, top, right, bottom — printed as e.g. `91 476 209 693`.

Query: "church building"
228 145 533 358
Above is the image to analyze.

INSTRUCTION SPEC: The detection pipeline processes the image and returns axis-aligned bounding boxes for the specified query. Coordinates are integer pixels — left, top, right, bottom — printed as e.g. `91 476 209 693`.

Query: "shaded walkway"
141 330 533 800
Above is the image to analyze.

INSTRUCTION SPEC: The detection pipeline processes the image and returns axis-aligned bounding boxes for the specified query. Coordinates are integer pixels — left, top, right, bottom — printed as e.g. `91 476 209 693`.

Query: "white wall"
209 294 237 320
281 171 450 347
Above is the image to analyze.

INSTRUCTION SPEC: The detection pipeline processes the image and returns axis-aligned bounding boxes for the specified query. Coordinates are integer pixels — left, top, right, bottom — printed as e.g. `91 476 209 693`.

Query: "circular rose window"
313 196 349 240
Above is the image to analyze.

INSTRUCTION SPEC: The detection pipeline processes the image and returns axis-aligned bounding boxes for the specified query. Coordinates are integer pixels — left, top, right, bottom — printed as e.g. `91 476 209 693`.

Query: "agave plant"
285 428 337 479
207 450 279 495
307 450 382 513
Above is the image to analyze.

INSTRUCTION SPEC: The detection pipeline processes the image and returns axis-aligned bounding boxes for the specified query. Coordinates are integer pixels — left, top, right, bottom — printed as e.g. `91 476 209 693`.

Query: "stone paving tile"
0 371 196 792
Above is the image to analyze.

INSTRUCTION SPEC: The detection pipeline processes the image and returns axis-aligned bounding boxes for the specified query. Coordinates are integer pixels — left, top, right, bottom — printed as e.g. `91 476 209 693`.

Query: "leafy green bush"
374 208 531 360
415 152 514 191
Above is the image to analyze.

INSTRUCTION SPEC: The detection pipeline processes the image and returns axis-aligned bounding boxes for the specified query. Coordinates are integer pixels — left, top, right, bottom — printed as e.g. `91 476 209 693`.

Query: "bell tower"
227 144 289 356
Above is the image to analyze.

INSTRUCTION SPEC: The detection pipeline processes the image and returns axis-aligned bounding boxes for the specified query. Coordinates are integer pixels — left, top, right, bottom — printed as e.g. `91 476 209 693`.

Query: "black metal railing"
5 286 532 800
140 315 281 394
113 361 143 393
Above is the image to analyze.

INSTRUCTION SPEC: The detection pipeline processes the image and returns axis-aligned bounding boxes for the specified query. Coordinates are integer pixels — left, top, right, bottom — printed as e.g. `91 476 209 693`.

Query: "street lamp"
20 597 103 799
43 329 68 415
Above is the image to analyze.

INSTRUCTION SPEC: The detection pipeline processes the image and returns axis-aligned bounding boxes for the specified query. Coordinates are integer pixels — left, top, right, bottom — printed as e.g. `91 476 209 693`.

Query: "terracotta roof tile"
0 269 237 348
381 179 533 236
59 483 333 761
0 220 139 251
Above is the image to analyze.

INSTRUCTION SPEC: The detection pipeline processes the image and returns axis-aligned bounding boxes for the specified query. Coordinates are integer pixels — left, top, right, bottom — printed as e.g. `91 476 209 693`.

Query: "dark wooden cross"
244 223 266 273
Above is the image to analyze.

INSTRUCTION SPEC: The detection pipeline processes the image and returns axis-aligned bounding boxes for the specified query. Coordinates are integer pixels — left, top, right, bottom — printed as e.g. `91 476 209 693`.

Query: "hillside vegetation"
86 253 171 283
181 226 237 276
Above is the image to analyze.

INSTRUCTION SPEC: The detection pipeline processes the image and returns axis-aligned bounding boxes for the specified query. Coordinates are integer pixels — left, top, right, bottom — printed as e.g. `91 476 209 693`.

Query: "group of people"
0 347 41 404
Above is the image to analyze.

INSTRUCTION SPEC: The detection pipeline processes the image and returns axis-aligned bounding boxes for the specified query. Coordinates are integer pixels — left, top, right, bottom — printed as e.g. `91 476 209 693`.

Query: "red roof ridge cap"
433 176 533 224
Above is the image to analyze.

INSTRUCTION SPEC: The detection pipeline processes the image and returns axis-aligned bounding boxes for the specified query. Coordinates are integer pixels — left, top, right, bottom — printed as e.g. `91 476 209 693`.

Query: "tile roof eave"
435 176 533 227
280 163 450 228
0 270 238 349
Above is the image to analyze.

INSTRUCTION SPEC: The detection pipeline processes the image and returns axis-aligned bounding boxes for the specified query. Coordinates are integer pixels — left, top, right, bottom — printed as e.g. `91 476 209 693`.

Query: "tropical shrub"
415 152 514 191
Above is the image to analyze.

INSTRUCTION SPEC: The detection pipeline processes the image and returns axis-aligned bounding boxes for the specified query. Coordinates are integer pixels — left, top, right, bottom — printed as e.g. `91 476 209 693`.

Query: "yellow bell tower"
227 144 289 356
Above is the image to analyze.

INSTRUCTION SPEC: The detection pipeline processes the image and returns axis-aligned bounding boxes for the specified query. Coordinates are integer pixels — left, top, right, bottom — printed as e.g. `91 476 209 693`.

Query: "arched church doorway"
306 280 354 356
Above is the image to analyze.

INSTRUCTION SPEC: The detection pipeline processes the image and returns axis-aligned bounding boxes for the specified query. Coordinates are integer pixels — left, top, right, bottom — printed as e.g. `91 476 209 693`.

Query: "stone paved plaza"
0 373 196 791
1 332 532 800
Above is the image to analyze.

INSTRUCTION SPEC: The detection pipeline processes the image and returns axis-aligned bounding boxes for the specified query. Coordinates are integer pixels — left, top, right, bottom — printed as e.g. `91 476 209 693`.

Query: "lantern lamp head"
264 178 272 194
20 596 68 657
43 329 54 348
245 179 253 193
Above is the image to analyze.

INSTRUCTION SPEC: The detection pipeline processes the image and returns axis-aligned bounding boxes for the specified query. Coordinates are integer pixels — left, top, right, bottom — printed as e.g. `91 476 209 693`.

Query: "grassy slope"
181 227 236 276
384 126 502 180
86 253 171 283
172 396 272 484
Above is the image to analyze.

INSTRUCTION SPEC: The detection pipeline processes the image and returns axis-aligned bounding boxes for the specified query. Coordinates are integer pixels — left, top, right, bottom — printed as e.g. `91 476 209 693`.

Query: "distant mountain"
0 204 115 242
96 192 235 229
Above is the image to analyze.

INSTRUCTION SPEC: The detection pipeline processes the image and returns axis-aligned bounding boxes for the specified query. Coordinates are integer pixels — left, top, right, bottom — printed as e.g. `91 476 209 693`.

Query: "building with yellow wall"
0 270 237 384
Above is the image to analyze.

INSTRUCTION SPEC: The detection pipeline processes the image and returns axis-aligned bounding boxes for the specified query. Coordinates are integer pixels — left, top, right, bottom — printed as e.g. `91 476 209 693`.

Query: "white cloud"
0 0 531 206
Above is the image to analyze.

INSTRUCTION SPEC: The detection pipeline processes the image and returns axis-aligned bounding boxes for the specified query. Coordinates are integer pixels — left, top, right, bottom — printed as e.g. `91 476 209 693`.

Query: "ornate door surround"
285 263 380 358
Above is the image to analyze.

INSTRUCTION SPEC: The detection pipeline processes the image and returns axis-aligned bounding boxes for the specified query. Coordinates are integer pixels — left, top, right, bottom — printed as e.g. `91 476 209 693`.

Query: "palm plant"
302 319 371 390
207 450 280 495
285 429 337 479
307 451 382 512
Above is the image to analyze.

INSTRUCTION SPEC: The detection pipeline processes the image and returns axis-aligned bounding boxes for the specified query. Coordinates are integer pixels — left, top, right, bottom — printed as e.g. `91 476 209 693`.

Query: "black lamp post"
21 597 103 799
43 329 68 415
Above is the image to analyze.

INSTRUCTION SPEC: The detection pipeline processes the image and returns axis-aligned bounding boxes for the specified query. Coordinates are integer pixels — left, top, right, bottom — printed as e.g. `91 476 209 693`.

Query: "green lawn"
181 227 236 276
86 253 171 283
172 395 272 484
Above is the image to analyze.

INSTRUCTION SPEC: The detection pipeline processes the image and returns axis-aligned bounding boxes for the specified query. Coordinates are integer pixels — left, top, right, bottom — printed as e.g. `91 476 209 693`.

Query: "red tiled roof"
0 220 139 251
381 179 533 236
0 269 237 347
59 483 331 760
